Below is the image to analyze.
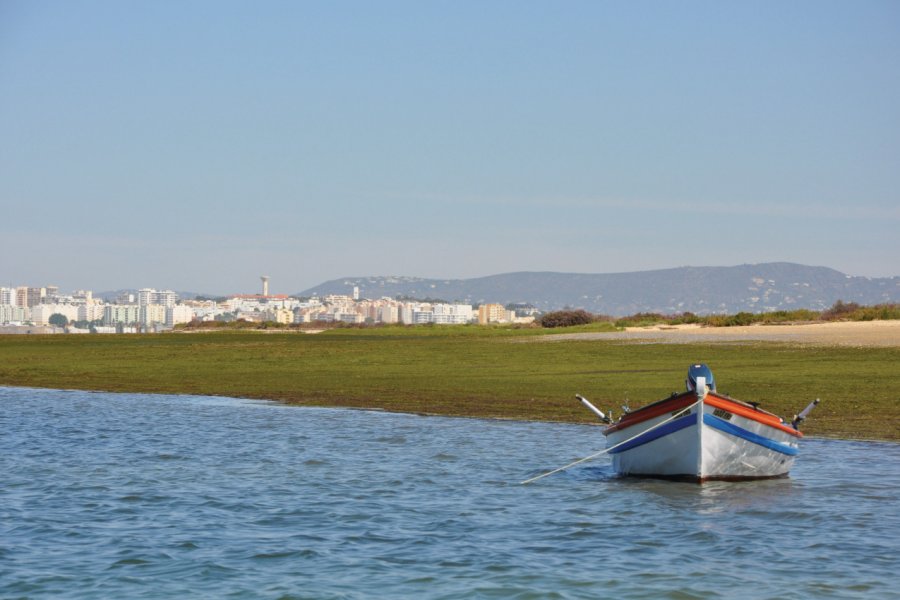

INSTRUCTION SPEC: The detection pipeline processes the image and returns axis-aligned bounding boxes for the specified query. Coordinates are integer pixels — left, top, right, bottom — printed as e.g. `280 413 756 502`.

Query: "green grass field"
1 327 898 440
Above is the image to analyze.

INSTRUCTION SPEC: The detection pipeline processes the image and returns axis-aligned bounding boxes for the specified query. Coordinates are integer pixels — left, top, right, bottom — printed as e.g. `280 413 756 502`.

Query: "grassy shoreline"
2 327 898 441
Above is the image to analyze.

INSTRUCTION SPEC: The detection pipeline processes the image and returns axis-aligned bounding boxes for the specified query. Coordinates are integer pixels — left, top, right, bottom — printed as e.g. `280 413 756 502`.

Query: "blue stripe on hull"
608 413 697 454
703 414 799 456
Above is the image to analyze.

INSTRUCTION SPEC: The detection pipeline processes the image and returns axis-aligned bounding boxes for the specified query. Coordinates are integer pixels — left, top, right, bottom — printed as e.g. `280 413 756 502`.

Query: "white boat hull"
604 392 801 481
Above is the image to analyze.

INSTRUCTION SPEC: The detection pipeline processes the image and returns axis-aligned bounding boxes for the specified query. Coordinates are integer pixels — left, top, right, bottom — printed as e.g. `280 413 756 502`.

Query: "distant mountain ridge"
298 263 900 316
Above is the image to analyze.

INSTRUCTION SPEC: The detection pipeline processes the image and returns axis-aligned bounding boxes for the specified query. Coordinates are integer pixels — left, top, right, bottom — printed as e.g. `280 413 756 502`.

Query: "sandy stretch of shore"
536 320 900 347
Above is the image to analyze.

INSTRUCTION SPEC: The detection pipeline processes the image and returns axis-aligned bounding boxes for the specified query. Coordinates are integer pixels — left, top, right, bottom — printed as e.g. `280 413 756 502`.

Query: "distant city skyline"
0 281 527 331
2 2 898 294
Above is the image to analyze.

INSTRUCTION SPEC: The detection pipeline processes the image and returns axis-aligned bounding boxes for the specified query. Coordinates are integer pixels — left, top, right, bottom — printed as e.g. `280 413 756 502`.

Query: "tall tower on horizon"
261 276 270 297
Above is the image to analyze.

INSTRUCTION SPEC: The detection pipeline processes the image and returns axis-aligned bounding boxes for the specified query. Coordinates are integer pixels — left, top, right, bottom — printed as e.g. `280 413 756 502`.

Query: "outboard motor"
686 363 716 392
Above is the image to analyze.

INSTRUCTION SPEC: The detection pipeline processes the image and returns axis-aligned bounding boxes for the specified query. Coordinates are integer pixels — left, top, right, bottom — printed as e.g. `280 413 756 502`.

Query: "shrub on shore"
538 310 596 328
612 302 899 328
822 301 900 322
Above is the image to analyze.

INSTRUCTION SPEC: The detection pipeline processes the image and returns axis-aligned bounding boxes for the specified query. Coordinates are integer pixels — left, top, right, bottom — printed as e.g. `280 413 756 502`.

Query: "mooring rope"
520 398 703 485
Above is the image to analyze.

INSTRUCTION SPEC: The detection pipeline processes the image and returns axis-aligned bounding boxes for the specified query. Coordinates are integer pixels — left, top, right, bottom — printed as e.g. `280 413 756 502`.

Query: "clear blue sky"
2 1 898 294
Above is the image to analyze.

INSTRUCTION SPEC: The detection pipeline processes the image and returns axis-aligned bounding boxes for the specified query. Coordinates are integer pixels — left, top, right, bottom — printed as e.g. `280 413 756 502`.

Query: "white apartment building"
73 290 94 304
301 297 324 309
182 300 225 322
0 304 29 324
263 307 293 324
104 305 140 325
78 304 106 322
391 301 476 325
399 303 416 324
265 297 300 310
432 303 474 324
378 304 399 324
412 309 434 324
140 304 167 326
25 287 46 307
226 297 262 313
478 303 513 324
139 288 178 308
166 305 194 327
0 287 13 305
337 312 364 324
156 290 178 308
31 304 80 326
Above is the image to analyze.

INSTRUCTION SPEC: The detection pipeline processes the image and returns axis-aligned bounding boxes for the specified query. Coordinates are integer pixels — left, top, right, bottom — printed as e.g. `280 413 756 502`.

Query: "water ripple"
2 386 899 599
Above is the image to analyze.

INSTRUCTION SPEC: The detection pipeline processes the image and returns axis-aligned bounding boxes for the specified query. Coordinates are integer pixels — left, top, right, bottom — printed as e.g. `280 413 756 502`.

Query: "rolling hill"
298 263 900 316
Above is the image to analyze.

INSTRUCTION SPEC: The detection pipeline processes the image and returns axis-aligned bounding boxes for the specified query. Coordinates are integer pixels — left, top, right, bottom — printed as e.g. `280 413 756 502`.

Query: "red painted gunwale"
705 393 802 438
602 391 802 438
603 392 695 435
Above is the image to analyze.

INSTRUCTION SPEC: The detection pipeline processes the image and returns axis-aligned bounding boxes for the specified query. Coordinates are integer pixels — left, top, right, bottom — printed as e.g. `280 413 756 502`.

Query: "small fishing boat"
578 364 819 482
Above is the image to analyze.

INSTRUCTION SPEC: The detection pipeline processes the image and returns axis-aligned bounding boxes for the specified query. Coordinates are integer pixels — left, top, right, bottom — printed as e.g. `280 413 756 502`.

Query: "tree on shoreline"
48 313 69 327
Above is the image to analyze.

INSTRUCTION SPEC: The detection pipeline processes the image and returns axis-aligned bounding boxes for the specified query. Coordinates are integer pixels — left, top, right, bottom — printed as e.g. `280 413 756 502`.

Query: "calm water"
2 387 899 599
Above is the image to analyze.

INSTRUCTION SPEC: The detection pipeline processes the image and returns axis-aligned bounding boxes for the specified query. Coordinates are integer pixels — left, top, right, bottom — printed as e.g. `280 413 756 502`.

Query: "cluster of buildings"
0 280 536 334
0 285 193 333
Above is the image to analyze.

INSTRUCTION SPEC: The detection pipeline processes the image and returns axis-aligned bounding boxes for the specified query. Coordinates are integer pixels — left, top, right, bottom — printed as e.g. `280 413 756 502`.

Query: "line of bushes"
544 301 900 329
176 319 326 331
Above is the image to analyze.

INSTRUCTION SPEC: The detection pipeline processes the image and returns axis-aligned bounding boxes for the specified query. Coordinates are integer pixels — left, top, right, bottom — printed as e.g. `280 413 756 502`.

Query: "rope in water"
520 398 703 485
